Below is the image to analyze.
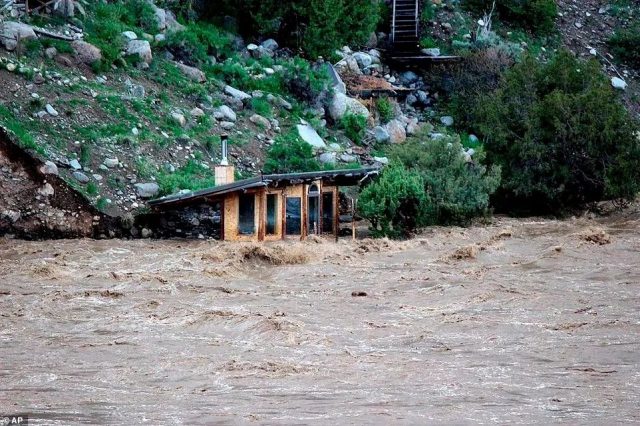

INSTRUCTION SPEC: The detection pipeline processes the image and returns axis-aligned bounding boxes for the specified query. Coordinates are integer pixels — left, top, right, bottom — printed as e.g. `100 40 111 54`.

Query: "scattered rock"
399 71 419 86
224 85 251 102
71 40 102 65
6 63 16 72
45 104 59 117
385 119 407 144
220 121 235 130
121 31 138 41
421 48 441 57
38 183 55 197
39 161 59 176
190 107 205 118
134 182 160 199
126 40 153 64
250 114 271 130
319 152 337 165
261 38 279 51
103 158 119 168
373 126 390 143
1 21 37 51
611 77 627 91
217 105 237 122
581 228 611 245
175 62 206 83
340 153 358 163
171 112 187 127
73 171 90 183
353 52 373 69
335 56 362 75
141 228 153 238
44 47 57 59
124 78 145 98
440 116 454 127
69 159 82 170
297 124 327 150
373 156 389 165
329 92 370 121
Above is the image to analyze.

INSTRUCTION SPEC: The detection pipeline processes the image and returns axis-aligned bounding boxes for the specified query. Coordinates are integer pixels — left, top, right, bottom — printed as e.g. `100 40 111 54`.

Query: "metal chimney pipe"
220 133 229 166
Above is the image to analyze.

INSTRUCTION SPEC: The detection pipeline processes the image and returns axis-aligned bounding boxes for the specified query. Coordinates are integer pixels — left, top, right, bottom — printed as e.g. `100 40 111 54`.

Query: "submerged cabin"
147 161 378 242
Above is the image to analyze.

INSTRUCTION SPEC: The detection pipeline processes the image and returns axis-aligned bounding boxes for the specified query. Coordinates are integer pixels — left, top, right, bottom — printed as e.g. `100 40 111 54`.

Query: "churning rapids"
1 211 639 424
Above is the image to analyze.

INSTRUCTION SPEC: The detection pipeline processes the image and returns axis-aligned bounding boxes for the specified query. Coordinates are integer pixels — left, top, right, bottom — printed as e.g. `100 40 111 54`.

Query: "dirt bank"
0 212 639 424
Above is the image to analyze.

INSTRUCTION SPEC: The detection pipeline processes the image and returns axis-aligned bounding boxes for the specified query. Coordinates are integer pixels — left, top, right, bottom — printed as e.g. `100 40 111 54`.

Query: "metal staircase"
391 0 420 54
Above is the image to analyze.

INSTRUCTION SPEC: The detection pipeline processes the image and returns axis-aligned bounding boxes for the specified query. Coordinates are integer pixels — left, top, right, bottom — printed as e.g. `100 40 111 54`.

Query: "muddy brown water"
1 214 639 424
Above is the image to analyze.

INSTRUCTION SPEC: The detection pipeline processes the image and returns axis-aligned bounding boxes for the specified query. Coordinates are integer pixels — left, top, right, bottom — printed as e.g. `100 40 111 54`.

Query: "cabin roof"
148 167 380 209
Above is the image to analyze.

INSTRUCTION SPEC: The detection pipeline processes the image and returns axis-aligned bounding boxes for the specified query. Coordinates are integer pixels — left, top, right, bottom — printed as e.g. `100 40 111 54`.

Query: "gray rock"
104 158 119 168
469 134 480 144
134 182 160 199
406 118 421 136
440 116 454 127
175 62 206 82
406 94 418 106
335 56 362 75
190 107 205 118
126 40 153 64
155 33 166 43
69 159 82 170
353 52 373 69
373 126 390 143
385 119 407 144
121 31 138 41
373 156 389 165
220 121 235 130
319 152 337 165
124 78 145 98
71 40 102 65
1 22 37 51
611 77 627 90
171 112 186 127
250 114 271 130
329 92 370 121
328 142 342 152
260 38 279 51
38 183 55 197
141 228 153 238
45 104 59 117
340 153 358 163
73 171 90 183
45 47 58 59
416 90 429 105
40 161 59 176
297 124 327 150
421 48 441 57
217 105 236 122
224 85 251 102
399 71 419 86
2 209 21 223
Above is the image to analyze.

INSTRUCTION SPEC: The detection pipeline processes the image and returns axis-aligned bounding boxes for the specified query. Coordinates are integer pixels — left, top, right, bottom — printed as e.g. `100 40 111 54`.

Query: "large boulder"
224 85 251 102
261 38 279 51
353 52 373 70
385 119 407 144
373 126 390 143
134 182 160 199
71 40 102 65
335 55 361 75
297 124 327 150
216 105 236 122
1 22 36 51
126 40 153 64
174 62 206 82
329 93 370 121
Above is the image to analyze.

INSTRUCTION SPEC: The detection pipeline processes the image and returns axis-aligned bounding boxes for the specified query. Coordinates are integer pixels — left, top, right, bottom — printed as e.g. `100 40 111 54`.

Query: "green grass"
156 159 216 196
250 97 272 118
0 105 42 154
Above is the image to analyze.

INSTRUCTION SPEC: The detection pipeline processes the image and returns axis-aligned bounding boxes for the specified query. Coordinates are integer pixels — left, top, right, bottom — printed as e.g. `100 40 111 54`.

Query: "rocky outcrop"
329 93 370 121
0 21 37 51
0 127 110 239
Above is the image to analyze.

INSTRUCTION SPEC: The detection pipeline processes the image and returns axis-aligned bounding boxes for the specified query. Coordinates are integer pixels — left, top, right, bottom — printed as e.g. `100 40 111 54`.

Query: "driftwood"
32 26 75 41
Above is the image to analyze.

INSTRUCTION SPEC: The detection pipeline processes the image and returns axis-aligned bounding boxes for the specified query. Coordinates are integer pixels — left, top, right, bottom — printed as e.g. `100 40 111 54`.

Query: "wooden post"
334 188 339 242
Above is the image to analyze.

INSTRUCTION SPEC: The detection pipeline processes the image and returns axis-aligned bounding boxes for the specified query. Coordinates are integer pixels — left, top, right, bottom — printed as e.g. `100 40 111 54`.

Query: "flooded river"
1 213 639 424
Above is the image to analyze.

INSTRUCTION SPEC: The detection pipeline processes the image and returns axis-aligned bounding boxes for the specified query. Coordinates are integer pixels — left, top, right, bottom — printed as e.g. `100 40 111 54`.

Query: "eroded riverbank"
1 213 639 424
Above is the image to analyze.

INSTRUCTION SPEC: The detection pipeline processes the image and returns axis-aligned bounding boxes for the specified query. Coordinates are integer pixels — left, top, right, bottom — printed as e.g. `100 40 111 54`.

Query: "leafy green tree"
462 0 557 35
390 134 501 225
263 131 321 174
359 163 429 238
476 51 640 213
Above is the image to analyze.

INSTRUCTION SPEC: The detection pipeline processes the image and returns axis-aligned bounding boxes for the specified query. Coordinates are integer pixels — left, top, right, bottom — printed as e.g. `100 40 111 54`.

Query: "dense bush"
390 134 501 225
340 113 367 143
608 23 640 68
463 0 557 34
376 97 393 123
157 160 216 196
263 131 321 174
476 51 640 213
163 22 232 65
360 134 500 238
359 163 429 238
210 0 380 58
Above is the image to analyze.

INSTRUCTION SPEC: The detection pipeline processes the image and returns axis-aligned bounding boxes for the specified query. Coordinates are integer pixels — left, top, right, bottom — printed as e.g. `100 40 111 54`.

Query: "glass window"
238 193 255 235
266 194 277 235
322 192 334 234
285 197 301 236
308 194 319 235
